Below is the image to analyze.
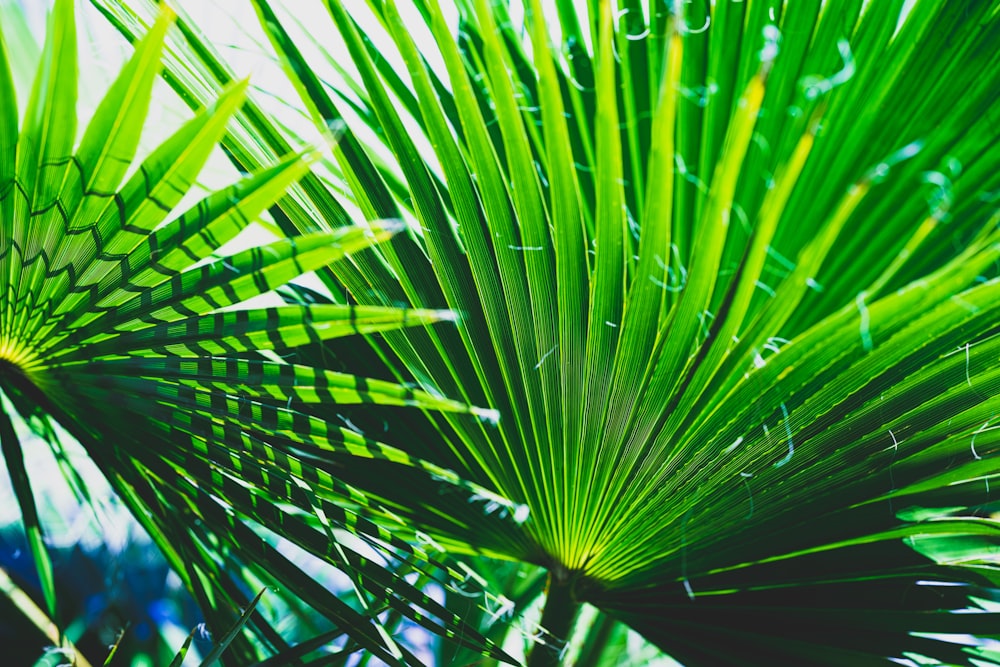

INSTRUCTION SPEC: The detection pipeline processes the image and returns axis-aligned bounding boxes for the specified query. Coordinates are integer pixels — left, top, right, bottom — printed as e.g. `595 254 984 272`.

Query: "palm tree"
52 0 1000 663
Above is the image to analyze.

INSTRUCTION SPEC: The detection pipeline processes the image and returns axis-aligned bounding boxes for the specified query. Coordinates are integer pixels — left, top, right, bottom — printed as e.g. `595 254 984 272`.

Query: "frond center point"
0 343 42 390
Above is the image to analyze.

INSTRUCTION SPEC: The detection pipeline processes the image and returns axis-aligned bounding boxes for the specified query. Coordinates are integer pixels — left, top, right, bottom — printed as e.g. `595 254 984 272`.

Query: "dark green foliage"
11 0 1000 663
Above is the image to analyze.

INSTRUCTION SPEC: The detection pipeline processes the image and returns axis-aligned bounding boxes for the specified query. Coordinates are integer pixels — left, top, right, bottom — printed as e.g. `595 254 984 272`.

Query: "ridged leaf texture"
93 0 1000 664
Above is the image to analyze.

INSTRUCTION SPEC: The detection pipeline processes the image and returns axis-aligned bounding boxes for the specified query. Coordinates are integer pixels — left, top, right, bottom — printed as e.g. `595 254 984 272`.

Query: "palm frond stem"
527 568 583 667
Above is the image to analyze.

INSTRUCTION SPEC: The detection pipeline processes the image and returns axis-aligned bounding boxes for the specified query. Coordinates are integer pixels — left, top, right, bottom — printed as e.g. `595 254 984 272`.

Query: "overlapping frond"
1 1 522 664
95 0 1000 664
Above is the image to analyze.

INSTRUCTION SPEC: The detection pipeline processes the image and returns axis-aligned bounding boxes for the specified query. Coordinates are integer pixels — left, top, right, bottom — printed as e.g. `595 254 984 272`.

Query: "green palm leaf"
96 0 1000 664
2 1 521 663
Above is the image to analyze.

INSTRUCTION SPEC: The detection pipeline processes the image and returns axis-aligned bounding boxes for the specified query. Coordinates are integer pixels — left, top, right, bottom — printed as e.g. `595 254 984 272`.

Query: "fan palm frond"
95 0 1000 664
1 1 522 664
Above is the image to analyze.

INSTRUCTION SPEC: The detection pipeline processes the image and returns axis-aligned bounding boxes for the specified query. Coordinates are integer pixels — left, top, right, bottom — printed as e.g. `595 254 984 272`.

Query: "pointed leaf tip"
473 407 501 426
370 218 407 235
